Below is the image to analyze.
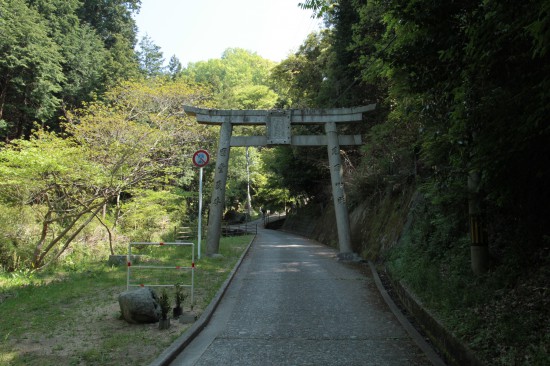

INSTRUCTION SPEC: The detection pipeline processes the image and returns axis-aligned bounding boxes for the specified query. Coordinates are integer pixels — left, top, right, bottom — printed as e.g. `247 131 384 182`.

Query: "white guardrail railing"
126 241 195 305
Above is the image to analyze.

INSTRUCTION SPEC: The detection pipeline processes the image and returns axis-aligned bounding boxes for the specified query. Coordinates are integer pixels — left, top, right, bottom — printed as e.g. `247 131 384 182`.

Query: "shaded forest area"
1 0 549 365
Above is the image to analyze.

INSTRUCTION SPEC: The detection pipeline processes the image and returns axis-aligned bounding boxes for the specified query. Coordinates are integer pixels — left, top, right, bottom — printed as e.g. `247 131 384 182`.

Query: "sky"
134 0 322 66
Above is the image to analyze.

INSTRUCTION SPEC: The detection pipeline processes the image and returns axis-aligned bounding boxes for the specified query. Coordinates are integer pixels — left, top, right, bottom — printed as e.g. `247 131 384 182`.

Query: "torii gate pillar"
184 105 375 260
325 122 353 256
206 121 232 256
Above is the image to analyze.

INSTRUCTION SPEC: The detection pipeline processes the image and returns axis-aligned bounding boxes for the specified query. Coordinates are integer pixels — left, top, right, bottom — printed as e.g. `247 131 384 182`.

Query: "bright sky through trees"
134 0 321 65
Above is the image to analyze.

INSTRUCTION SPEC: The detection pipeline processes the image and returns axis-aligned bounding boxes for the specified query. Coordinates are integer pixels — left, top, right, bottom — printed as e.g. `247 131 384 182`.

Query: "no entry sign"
192 150 210 167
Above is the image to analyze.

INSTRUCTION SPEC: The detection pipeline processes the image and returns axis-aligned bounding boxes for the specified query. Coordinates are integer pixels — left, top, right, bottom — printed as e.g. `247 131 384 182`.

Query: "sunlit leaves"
67 80 213 188
182 48 277 109
0 79 213 269
0 131 99 204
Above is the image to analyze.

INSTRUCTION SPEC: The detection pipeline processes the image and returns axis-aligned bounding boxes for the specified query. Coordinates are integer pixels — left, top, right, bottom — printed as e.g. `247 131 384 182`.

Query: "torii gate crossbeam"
183 105 375 260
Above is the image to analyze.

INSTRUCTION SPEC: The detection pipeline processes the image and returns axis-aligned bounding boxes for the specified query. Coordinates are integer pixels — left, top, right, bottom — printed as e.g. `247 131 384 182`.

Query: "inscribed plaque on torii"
267 111 291 145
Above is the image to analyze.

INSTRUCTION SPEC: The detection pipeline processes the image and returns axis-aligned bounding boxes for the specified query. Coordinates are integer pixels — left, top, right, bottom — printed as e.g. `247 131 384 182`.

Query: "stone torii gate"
183 105 375 260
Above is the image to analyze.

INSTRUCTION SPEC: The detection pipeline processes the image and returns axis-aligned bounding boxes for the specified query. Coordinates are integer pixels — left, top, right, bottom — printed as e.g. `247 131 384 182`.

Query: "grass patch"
0 235 253 366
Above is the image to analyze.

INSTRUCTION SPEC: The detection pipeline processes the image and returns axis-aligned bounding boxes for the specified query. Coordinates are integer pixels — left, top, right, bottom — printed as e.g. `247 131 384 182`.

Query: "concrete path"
169 226 437 366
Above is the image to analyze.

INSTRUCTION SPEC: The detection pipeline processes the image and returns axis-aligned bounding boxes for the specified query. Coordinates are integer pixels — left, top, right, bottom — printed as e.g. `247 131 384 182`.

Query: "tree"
137 34 165 77
298 0 337 18
27 0 110 109
369 0 550 273
261 145 328 203
298 0 549 275
0 79 213 270
60 24 109 107
78 0 141 49
181 49 282 213
0 0 64 140
182 48 277 108
167 55 183 79
232 85 278 110
0 0 141 140
0 131 109 269
102 33 141 84
270 32 330 108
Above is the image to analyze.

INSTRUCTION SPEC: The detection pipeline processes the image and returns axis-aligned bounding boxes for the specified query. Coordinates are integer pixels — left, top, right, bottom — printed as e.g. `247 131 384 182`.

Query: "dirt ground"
4 286 203 366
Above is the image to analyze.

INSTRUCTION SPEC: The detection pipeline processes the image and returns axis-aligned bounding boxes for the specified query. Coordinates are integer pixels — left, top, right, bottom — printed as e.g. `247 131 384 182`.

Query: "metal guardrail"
221 220 258 236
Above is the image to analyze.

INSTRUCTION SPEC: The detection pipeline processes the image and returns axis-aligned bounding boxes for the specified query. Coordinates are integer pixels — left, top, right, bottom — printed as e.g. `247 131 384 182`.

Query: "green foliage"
223 146 260 210
27 0 111 109
0 79 212 271
298 0 337 18
77 0 141 49
167 55 183 79
349 114 418 206
182 48 277 109
260 146 327 206
326 0 550 267
0 130 110 269
0 204 37 272
270 32 331 108
388 198 549 365
119 189 186 242
0 0 141 139
180 48 288 211
232 85 278 110
0 0 64 138
158 289 171 319
137 34 165 78
174 282 185 307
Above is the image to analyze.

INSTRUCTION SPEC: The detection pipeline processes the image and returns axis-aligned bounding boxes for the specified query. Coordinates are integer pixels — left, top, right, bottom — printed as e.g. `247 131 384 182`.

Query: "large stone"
118 287 161 324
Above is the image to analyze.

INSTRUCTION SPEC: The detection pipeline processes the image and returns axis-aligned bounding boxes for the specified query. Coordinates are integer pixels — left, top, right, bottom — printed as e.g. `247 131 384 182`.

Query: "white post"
197 166 203 260
126 241 131 290
191 243 195 307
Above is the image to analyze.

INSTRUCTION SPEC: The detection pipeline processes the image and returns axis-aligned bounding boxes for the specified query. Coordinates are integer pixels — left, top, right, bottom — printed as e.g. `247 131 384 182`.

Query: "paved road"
170 226 434 366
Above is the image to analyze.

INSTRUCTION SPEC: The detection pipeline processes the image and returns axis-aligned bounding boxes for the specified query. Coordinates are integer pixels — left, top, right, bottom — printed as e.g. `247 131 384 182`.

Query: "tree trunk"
95 212 114 255
41 205 104 269
32 210 52 269
33 201 105 269
113 192 121 228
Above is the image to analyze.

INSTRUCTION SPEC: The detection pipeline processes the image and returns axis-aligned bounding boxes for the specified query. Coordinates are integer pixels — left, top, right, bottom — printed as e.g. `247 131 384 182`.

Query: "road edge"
368 261 447 366
149 235 256 366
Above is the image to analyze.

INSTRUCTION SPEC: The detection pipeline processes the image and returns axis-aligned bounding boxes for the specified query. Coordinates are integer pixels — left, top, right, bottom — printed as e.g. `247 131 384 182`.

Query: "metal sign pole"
198 166 203 260
192 149 209 260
